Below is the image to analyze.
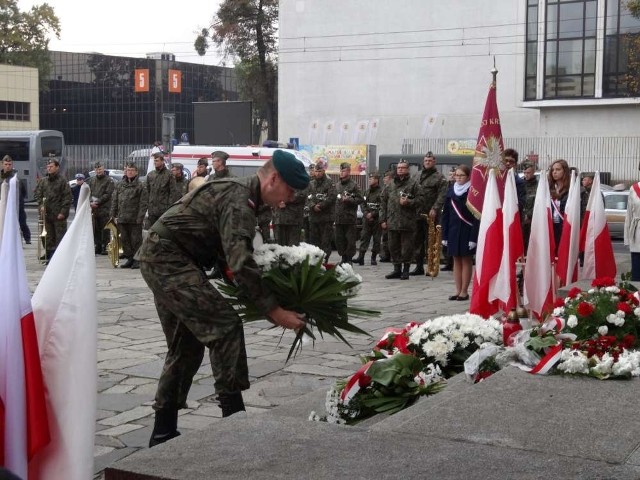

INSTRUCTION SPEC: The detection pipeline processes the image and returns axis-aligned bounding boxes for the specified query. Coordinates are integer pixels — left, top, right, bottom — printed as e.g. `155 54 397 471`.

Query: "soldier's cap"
272 150 310 190
125 161 138 169
197 157 208 166
582 172 595 179
521 161 535 170
425 151 435 158
368 170 380 179
152 151 164 159
314 161 325 170
171 162 184 170
2 154 13 163
94 161 103 168
340 162 351 170
47 159 60 166
75 173 85 180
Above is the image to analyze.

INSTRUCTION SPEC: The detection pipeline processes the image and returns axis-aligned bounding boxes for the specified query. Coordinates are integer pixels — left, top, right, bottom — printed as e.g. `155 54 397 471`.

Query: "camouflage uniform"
211 167 235 180
111 175 148 260
88 173 115 253
145 164 177 229
357 183 383 260
273 186 307 246
174 175 189 199
334 177 363 262
34 172 72 259
522 175 538 252
256 204 273 243
413 168 447 270
307 173 337 259
380 174 422 271
139 176 280 413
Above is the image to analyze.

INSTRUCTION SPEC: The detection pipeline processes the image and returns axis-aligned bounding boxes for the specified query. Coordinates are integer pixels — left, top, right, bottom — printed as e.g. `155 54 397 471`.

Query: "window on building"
0 101 31 121
525 0 640 100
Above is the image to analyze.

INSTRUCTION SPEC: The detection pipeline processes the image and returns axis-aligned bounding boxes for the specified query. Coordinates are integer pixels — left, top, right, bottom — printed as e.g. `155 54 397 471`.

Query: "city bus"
0 130 65 201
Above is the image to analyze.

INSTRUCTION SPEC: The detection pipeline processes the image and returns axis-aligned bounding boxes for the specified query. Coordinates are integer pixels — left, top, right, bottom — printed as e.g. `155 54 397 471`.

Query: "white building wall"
0 64 39 130
278 0 640 176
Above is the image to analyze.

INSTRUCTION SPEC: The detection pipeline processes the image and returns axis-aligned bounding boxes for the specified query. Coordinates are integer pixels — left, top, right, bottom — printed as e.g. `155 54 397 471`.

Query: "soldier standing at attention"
273 181 308 246
521 161 538 253
1 155 31 244
380 159 422 280
111 162 148 269
171 162 188 199
307 161 337 262
353 171 383 265
334 162 364 264
139 150 308 447
411 152 447 275
210 150 234 180
188 157 209 191
145 152 177 230
88 161 115 255
378 169 394 262
34 159 72 263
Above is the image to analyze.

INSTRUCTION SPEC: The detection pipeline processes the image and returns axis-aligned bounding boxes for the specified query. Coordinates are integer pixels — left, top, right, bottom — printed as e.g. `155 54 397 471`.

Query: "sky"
18 0 225 65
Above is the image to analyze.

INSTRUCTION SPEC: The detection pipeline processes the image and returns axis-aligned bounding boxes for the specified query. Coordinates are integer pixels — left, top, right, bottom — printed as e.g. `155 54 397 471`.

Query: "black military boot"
218 391 246 418
120 258 133 269
385 264 401 279
379 254 390 262
149 408 180 448
352 251 365 266
130 260 140 270
401 263 411 280
409 264 425 276
370 253 377 266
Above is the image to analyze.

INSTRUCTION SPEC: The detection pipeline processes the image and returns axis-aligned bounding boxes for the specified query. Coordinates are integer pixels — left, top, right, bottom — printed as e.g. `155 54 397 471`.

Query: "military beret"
315 161 325 170
272 150 310 190
197 157 209 167
47 159 60 166
582 172 595 179
94 161 103 168
340 162 351 170
172 162 184 170
125 161 137 169
368 170 380 179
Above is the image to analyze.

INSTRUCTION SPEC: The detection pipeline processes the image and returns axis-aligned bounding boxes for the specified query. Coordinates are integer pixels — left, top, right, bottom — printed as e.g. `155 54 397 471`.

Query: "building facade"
278 0 640 180
0 64 39 131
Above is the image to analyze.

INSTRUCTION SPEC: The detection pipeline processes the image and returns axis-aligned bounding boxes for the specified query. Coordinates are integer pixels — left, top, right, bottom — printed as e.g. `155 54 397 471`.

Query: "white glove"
468 242 477 250
442 240 448 246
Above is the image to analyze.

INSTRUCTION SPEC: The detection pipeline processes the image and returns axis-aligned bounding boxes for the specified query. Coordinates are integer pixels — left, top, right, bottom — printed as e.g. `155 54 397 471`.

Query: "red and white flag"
0 176 50 479
30 184 97 480
470 169 503 318
467 73 507 218
580 172 616 280
556 170 581 287
523 171 556 318
491 169 524 312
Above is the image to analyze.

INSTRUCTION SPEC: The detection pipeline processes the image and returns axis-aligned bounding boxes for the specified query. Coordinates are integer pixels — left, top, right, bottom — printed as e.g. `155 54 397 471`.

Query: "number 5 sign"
168 70 182 93
134 69 149 92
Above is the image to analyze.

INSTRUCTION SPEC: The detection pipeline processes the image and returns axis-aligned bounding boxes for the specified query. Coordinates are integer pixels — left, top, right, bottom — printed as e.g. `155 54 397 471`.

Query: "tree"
0 0 60 90
195 0 279 142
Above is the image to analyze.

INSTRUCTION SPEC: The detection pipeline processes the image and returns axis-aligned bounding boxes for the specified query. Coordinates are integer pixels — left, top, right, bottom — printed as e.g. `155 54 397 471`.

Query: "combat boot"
379 254 390 263
130 260 140 270
401 263 411 280
409 264 425 276
120 258 133 269
370 253 377 266
149 408 180 448
218 391 246 417
385 264 401 279
352 251 365 266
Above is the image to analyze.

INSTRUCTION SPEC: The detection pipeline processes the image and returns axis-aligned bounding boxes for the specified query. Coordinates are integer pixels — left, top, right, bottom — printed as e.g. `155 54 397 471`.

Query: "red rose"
617 302 633 315
553 297 565 308
622 334 636 349
576 302 594 317
358 373 372 388
591 277 615 288
567 287 582 299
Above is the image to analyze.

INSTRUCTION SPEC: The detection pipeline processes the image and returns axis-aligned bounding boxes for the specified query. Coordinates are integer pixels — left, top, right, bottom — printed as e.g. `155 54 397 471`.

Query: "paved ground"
20 208 632 479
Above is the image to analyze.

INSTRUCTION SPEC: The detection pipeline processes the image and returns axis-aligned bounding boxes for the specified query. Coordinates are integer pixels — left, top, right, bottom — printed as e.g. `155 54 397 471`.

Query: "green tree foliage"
0 0 60 90
195 0 279 141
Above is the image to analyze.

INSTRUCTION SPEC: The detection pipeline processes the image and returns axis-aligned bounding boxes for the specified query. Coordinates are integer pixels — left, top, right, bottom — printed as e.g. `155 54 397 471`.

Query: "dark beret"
272 150 310 190
94 161 103 168
172 163 184 169
197 157 208 166
315 161 325 170
368 170 380 179
340 162 351 170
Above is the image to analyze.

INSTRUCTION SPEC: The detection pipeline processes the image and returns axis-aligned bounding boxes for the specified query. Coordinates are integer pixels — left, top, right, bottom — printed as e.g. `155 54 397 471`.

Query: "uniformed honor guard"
334 162 364 264
353 170 383 265
306 161 337 261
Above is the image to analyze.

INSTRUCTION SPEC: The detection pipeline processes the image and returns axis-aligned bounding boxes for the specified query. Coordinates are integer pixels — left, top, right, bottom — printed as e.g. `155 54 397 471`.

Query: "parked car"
603 190 629 239
68 169 125 188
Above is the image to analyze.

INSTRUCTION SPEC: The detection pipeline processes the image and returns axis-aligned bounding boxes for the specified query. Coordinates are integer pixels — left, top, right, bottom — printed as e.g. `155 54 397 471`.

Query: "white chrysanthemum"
605 286 620 294
606 313 619 324
588 288 596 294
590 353 614 376
613 351 640 377
634 307 640 317
567 315 578 328
556 349 589 374
597 325 608 336
553 307 565 316
334 262 363 289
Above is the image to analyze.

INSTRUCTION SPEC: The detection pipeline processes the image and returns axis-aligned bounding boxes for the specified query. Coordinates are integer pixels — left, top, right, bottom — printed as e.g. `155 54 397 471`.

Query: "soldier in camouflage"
521 161 538 252
110 162 148 269
140 150 308 448
256 205 273 243
411 152 448 275
210 150 235 180
307 161 337 261
353 171 383 265
34 159 72 263
145 152 178 230
273 182 308 246
88 162 115 255
379 169 394 262
171 162 189 199
334 162 364 264
380 159 423 280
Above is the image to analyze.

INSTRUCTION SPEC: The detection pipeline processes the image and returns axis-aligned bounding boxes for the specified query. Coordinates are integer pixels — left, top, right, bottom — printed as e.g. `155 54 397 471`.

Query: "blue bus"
0 130 65 201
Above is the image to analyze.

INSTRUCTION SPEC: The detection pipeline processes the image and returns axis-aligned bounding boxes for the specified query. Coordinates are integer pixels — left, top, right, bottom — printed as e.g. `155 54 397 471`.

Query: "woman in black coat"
441 164 479 301
548 159 570 255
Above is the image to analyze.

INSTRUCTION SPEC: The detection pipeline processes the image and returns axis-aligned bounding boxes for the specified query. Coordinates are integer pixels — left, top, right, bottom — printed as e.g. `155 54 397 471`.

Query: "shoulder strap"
633 182 640 198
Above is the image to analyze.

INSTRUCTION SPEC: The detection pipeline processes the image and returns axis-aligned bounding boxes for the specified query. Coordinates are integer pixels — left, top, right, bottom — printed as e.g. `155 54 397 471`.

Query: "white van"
145 145 312 178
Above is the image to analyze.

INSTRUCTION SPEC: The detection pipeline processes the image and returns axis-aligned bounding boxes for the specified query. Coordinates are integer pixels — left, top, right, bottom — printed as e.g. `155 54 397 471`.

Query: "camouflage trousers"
380 230 390 259
140 260 249 411
93 212 110 252
41 216 67 258
334 223 357 258
119 222 143 258
358 220 381 255
274 224 302 246
309 221 333 259
389 229 415 263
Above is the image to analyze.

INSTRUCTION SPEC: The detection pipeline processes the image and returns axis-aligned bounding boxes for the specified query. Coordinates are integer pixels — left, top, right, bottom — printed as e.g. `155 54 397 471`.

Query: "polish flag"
30 183 97 480
556 170 581 287
491 169 524 312
580 173 616 280
0 176 50 479
523 170 556 318
470 169 503 318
